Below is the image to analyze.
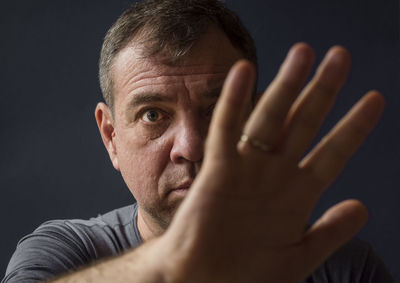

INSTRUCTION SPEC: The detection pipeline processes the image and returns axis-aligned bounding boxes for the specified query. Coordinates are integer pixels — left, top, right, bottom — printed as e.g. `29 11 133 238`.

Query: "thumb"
300 199 368 274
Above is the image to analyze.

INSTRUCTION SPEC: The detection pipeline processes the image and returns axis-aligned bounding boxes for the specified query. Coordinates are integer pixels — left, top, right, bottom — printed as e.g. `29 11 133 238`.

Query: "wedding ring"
240 134 272 152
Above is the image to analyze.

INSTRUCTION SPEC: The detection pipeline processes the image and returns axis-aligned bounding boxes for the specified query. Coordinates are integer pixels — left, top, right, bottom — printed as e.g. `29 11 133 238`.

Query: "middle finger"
281 46 351 161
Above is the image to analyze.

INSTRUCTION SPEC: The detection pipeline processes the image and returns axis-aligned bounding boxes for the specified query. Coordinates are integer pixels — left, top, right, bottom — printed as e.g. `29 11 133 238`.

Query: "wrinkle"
122 70 229 93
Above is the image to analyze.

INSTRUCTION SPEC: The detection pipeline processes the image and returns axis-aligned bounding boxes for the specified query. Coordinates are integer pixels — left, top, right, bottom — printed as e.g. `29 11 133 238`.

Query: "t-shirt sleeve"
1 220 99 283
358 243 395 283
308 238 395 283
2 205 139 283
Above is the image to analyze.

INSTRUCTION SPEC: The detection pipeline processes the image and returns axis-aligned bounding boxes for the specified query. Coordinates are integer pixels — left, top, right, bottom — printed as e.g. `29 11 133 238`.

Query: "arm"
155 43 385 282
49 239 166 283
3 44 386 283
2 219 169 283
54 44 385 283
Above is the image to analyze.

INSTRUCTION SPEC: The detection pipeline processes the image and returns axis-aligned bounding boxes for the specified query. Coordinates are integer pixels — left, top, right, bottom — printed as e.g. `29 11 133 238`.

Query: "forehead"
111 27 244 110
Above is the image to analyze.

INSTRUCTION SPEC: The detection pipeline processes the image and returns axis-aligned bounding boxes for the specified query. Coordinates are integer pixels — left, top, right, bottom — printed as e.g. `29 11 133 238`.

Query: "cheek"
115 129 172 198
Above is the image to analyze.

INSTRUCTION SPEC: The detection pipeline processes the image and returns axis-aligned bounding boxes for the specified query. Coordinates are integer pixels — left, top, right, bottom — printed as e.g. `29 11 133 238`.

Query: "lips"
169 180 193 196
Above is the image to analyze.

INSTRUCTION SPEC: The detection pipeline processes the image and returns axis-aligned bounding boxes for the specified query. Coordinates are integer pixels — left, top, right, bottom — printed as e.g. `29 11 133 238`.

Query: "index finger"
206 60 256 160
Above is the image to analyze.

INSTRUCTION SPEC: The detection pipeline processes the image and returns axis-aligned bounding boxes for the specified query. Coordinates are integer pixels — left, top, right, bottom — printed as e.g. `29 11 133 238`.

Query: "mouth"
169 180 193 197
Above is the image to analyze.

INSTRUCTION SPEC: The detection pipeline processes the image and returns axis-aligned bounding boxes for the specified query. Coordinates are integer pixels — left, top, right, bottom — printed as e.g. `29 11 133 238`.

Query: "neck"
137 208 165 241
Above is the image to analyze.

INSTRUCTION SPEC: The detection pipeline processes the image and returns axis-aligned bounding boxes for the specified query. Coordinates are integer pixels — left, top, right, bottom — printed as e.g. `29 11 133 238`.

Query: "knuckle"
264 108 287 125
277 79 301 96
327 139 350 160
312 80 337 97
297 112 321 131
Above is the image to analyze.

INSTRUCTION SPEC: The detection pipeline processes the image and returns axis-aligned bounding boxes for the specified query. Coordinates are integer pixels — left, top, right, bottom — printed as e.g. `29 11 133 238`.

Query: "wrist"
121 237 170 283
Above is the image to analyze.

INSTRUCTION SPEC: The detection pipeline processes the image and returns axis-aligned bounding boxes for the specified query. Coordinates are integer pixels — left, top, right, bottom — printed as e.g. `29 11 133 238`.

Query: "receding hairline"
99 0 258 116
107 25 249 115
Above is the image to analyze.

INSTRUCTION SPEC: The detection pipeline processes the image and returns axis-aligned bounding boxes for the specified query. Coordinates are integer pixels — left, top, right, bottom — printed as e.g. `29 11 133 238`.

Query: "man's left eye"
142 109 163 123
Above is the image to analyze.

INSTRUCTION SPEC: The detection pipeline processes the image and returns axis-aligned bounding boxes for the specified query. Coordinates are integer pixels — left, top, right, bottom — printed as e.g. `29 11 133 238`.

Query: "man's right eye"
141 109 164 123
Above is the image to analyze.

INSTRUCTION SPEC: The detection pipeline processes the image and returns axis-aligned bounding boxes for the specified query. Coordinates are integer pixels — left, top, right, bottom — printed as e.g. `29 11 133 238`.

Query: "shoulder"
95 203 140 232
2 204 141 283
36 203 141 253
307 238 395 283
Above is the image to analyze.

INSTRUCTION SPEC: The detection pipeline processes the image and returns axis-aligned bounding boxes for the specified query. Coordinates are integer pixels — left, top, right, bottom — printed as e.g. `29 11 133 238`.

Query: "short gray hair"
99 0 257 111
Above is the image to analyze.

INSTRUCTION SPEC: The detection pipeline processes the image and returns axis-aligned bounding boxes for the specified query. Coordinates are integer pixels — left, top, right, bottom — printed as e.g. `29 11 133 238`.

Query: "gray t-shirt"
2 203 395 282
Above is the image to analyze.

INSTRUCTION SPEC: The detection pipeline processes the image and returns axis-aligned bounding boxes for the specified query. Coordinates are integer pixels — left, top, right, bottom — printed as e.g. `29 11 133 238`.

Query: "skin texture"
158 46 384 282
92 28 385 282
95 27 244 240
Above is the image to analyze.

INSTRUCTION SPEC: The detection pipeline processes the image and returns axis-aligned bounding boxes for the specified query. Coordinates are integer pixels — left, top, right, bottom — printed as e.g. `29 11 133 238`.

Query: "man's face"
99 28 243 234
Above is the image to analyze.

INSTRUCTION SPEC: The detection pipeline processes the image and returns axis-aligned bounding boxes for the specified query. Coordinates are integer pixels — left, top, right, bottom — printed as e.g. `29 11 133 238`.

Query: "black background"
1 0 399 281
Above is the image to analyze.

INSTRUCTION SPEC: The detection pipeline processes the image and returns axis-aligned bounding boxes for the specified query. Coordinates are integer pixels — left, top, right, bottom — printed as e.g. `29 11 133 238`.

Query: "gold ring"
240 134 272 152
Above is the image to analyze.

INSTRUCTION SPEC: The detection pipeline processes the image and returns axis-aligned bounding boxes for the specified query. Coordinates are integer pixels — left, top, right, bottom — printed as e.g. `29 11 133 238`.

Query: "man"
2 0 394 282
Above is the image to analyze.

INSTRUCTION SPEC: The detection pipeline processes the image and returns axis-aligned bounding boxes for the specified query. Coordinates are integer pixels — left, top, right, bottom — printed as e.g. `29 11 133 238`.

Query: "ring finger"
239 43 314 155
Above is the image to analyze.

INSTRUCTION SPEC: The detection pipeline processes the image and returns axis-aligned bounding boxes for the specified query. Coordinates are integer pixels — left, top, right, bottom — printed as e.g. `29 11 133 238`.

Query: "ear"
95 102 120 171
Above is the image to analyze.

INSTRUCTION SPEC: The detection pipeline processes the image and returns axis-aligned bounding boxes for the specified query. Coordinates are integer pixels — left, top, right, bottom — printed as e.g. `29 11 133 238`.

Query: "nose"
170 117 205 164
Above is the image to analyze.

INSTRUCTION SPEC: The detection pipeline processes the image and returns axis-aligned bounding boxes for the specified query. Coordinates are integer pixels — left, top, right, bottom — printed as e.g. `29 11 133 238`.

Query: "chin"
145 197 185 231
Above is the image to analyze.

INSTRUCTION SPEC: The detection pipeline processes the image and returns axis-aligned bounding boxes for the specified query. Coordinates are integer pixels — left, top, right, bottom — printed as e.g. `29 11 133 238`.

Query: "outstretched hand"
159 43 385 283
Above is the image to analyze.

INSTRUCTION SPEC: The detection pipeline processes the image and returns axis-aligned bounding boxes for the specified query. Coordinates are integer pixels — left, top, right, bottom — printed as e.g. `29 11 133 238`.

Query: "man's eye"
142 109 163 123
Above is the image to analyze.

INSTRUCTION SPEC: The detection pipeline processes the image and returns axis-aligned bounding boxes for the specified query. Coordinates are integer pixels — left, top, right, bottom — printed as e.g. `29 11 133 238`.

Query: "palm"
165 43 384 283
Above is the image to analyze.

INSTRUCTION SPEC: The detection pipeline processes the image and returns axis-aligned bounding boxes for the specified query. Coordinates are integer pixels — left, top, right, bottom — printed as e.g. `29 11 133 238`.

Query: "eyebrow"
127 92 174 108
128 86 222 106
125 83 224 115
